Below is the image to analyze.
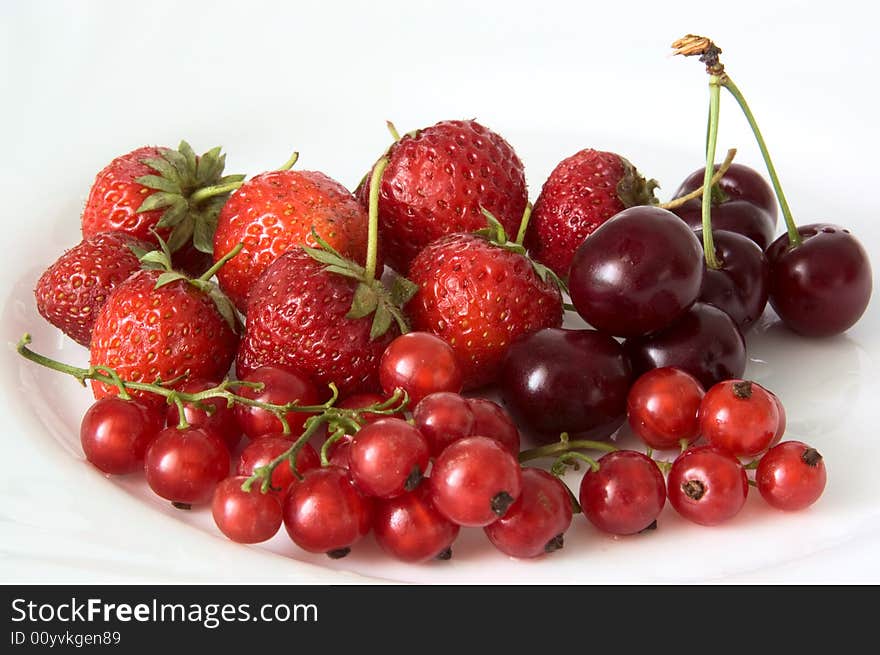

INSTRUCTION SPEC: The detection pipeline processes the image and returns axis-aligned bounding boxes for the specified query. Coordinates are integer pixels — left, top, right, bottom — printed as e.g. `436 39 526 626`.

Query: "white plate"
3 0 879 584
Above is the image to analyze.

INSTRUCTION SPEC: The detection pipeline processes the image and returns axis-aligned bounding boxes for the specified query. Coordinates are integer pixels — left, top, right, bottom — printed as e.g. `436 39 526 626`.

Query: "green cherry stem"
657 148 737 210
365 157 390 284
701 75 722 271
386 121 402 142
277 151 301 172
720 77 800 246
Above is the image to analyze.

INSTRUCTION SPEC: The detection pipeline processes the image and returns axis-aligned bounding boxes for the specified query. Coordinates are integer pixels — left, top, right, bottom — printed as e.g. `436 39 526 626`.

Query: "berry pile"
19 35 868 564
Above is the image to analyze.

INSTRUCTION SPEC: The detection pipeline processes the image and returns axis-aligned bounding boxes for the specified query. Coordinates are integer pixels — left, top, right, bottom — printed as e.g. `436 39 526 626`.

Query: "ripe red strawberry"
81 142 242 276
89 248 239 406
214 168 372 312
357 119 527 272
525 149 658 278
34 232 145 346
407 214 564 390
236 246 411 396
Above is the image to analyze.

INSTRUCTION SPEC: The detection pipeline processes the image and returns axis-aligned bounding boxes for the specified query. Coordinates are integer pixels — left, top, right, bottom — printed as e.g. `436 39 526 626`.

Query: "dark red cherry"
673 199 775 251
766 224 872 337
501 328 632 443
673 162 778 221
568 206 704 337
695 229 769 330
624 302 746 390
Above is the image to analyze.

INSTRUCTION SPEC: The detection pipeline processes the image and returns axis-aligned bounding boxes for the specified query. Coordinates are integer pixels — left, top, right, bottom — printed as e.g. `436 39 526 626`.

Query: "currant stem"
514 201 533 246
721 77 800 245
320 428 348 467
365 157 389 284
657 148 737 210
198 242 243 282
518 438 619 464
701 76 722 270
552 451 600 474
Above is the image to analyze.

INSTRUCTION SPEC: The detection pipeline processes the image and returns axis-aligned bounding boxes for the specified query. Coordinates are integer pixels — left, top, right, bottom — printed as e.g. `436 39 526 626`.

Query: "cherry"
699 380 779 457
467 398 521 456
234 366 320 440
485 468 573 558
80 397 164 474
236 436 320 497
373 484 460 562
624 302 746 390
282 466 373 558
673 162 778 221
667 445 748 526
164 378 241 450
212 476 283 544
337 393 389 424
144 427 230 506
626 367 704 450
756 441 827 511
568 206 704 337
501 328 632 443
379 332 463 406
579 450 666 535
695 229 769 330
429 436 522 527
413 392 475 457
349 418 431 498
766 224 872 337
673 200 775 250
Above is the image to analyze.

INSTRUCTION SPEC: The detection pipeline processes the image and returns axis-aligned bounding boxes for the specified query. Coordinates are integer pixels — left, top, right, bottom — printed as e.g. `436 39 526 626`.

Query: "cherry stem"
365 157 389 284
15 334 339 434
514 201 533 246
701 75 723 270
657 148 737 210
720 77 800 246
198 242 243 282
518 437 619 464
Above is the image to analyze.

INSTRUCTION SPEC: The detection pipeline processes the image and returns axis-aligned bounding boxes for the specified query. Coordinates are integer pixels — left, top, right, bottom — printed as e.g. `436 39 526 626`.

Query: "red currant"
144 427 230 506
626 367 704 450
485 468 572 558
165 378 241 450
769 391 786 447
373 484 460 562
699 380 779 457
667 445 748 526
80 397 163 474
379 332 463 406
234 366 320 439
349 418 430 498
282 466 373 558
580 450 666 535
236 436 320 497
429 436 522 527
467 398 520 456
756 441 826 511
413 392 475 457
212 476 283 544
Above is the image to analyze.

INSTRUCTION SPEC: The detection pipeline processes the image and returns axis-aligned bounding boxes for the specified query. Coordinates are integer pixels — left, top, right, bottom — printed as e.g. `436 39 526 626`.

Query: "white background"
2 0 878 583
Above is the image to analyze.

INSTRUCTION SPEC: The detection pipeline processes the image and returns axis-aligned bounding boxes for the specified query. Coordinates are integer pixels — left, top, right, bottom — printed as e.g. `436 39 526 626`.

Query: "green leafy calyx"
135 140 245 254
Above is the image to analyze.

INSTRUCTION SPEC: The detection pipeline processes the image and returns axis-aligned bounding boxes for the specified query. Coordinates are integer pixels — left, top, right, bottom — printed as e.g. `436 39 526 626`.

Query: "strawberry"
236 246 413 396
89 243 239 406
407 212 564 390
34 232 146 347
525 149 658 278
357 119 527 273
81 142 243 276
214 166 372 312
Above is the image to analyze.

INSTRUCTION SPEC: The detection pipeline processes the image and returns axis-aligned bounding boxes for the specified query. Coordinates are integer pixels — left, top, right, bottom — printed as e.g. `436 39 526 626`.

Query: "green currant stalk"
16 334 337 434
518 435 619 464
